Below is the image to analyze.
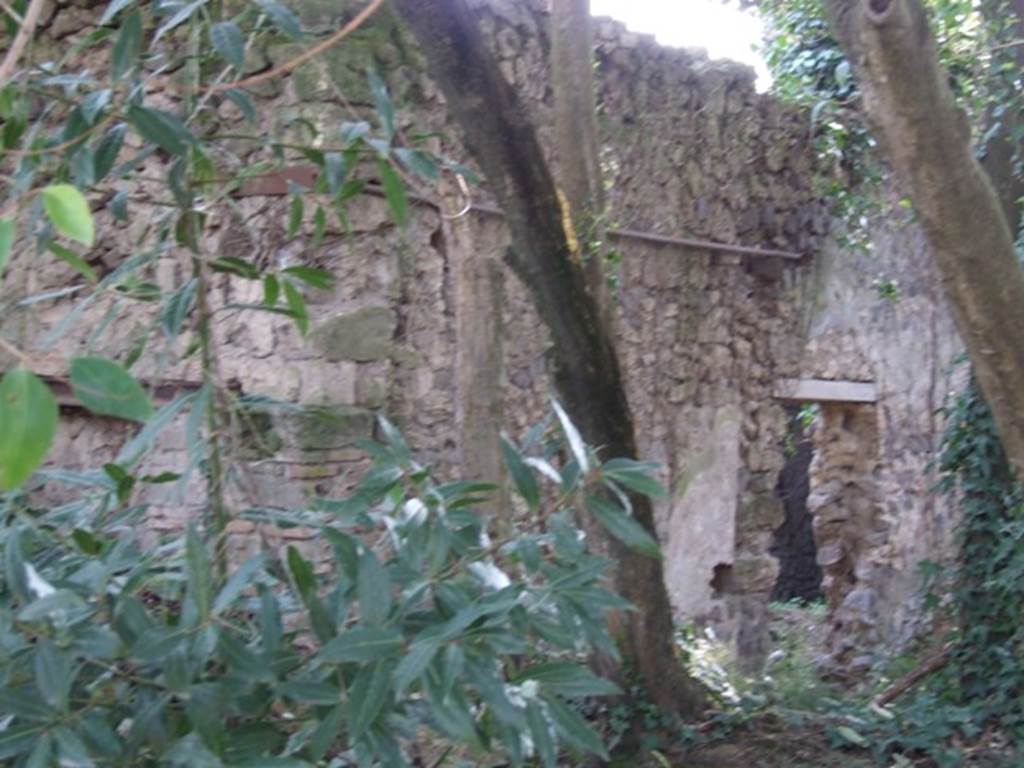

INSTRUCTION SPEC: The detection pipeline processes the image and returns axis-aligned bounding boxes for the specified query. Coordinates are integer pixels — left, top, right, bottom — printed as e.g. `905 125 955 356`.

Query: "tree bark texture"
390 0 706 718
825 0 1024 478
551 0 614 332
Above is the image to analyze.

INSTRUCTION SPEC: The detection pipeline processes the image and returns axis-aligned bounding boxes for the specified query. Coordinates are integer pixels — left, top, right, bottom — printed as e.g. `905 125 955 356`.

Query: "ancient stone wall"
1 0 960 669
798 188 965 668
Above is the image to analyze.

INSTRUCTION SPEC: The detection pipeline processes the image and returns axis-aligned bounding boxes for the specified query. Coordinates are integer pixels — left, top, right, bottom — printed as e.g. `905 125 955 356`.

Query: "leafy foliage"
0 0 454 494
932 375 1024 747
0 417 650 766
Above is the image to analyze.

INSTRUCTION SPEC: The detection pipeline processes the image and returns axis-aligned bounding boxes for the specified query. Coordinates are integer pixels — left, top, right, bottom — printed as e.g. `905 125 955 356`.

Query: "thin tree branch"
0 0 24 26
207 0 384 94
0 0 45 85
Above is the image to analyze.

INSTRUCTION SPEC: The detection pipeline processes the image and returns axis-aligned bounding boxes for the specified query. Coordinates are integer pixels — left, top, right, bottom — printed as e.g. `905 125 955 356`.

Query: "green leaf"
209 256 261 280
286 194 303 239
0 725 42 761
277 678 341 705
81 89 112 124
263 274 280 306
18 590 88 622
23 733 53 768
543 695 607 758
102 462 135 503
513 662 621 697
186 525 213 619
0 687 54 721
213 554 265 615
311 205 326 247
0 367 58 490
526 702 557 768
317 625 403 663
394 147 440 181
348 660 393 738
500 435 540 511
101 0 136 25
286 546 335 642
71 528 104 555
256 0 302 40
161 277 197 338
224 88 257 122
210 21 245 71
394 639 440 693
367 70 394 137
836 725 868 747
324 152 348 196
219 631 272 681
259 585 283 653
0 218 14 283
126 105 194 156
154 0 207 42
306 705 344 761
42 184 95 246
70 356 153 422
111 10 142 78
49 242 98 283
54 727 93 768
377 159 407 226
340 120 370 144
357 548 391 626
601 457 668 499
585 493 661 558
281 265 333 290
92 123 126 182
282 279 309 335
34 639 73 710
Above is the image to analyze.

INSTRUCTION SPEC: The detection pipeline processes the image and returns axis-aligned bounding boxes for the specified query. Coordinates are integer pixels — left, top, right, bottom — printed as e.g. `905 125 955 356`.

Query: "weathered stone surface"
281 405 375 452
11 0 961 675
311 307 397 362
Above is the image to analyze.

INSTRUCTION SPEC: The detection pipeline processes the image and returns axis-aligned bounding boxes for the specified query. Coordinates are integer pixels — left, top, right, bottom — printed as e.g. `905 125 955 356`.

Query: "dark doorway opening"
770 405 823 603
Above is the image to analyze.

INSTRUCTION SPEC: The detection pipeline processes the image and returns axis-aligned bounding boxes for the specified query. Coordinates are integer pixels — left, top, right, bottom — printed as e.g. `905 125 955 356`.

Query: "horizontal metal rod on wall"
236 167 808 261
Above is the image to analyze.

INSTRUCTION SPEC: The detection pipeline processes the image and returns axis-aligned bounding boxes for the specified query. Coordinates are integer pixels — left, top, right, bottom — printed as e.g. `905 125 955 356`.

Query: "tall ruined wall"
799 188 965 669
5 0 955 670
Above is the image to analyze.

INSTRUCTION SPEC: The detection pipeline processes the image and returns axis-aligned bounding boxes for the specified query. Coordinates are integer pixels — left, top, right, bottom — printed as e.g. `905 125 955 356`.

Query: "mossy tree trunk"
825 0 1024 479
551 0 614 332
390 0 706 720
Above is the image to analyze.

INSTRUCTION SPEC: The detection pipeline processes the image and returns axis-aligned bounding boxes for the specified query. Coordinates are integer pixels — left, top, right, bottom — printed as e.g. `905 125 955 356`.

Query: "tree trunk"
390 0 706 719
551 0 614 332
825 0 1024 478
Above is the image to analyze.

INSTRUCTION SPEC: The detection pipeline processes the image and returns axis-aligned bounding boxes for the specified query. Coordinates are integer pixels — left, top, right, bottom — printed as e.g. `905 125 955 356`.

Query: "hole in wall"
770 405 824 602
710 562 737 598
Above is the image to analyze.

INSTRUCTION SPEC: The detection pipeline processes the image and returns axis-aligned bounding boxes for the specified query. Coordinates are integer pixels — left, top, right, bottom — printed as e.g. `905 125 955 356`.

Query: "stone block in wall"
311 307 396 362
738 492 785 533
279 405 375 452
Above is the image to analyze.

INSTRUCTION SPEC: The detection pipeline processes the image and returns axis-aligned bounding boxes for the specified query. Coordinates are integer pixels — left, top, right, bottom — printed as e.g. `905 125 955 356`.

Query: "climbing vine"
759 0 1023 253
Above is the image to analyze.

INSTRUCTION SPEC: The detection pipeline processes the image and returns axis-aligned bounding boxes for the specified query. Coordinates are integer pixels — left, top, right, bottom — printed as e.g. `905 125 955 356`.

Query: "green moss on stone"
311 306 396 362
287 404 374 451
